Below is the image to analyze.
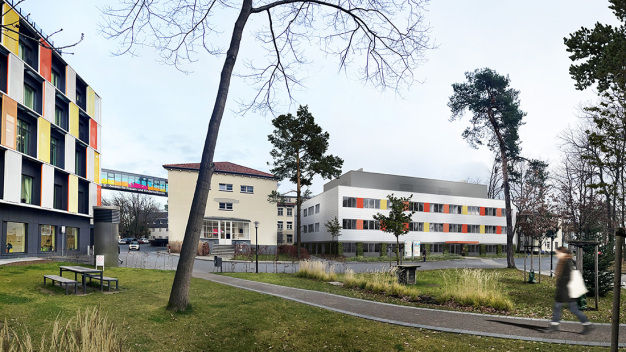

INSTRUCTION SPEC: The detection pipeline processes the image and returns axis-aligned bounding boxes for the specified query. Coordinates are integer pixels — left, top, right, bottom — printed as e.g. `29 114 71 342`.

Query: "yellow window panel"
480 225 485 234
38 118 50 163
380 199 387 210
69 102 79 138
87 86 95 117
424 222 430 232
462 205 468 215
68 175 78 213
94 152 100 184
2 5 19 55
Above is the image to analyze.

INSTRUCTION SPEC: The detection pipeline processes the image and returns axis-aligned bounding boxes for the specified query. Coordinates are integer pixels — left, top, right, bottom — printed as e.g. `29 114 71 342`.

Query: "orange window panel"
403 223 409 231
403 201 409 211
39 39 52 82
423 202 430 212
443 204 449 213
496 208 502 217
497 226 502 235
89 119 98 149
356 198 363 208
443 223 449 233
462 224 468 233
97 185 102 206
356 220 363 230
480 207 485 216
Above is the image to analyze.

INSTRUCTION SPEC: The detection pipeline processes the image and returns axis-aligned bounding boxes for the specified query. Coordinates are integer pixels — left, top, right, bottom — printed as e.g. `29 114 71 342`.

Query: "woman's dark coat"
555 258 575 302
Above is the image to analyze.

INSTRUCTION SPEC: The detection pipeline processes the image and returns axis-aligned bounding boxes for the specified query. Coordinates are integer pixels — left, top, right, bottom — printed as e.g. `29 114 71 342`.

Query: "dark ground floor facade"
304 241 510 257
1 203 92 259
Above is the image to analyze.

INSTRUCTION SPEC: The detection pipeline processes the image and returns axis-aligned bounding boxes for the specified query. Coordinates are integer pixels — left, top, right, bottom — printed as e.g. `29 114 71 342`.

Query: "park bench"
85 274 119 291
43 275 78 295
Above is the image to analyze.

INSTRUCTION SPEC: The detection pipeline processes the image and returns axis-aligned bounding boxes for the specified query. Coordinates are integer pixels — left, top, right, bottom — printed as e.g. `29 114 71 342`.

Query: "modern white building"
163 162 278 251
301 169 515 257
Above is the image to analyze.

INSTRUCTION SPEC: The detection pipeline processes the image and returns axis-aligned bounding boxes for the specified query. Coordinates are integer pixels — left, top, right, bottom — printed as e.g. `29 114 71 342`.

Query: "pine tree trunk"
167 1 252 311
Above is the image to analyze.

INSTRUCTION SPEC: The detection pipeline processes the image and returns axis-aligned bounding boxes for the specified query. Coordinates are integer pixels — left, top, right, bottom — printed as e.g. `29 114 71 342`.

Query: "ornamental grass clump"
0 306 127 352
440 268 513 311
296 260 337 281
343 268 419 300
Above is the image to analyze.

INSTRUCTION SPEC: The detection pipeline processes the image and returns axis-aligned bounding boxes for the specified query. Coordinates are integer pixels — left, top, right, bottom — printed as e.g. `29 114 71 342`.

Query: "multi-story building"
0 1 102 258
148 211 169 241
276 195 296 245
164 162 278 251
301 169 515 257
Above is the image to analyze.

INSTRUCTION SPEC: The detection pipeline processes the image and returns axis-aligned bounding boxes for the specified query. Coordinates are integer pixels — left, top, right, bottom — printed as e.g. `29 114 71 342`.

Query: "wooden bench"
43 275 78 295
85 274 119 291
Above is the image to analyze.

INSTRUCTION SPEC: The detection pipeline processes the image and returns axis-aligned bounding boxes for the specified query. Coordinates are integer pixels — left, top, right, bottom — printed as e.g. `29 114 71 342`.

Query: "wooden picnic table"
59 266 103 294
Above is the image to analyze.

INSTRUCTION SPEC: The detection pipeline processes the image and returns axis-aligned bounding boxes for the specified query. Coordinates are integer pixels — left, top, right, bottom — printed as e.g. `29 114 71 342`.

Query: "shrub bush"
278 245 310 260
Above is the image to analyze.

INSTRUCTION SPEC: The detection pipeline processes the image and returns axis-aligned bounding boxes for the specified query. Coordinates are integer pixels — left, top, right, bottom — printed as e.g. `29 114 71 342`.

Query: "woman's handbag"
567 266 588 298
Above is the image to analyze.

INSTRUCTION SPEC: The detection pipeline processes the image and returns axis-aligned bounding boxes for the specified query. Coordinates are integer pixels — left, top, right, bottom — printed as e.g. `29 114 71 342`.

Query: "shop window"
40 225 55 252
66 227 78 250
6 222 26 254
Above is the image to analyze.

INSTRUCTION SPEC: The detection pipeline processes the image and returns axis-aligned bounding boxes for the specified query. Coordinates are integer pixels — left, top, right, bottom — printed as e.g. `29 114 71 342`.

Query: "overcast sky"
22 0 618 202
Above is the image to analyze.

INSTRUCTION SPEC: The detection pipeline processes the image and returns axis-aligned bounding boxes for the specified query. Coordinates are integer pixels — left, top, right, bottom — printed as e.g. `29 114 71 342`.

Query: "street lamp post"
254 221 259 273
548 230 555 277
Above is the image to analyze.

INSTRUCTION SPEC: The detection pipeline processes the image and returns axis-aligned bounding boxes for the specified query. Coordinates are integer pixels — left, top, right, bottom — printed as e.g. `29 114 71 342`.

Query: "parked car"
138 238 150 244
129 241 140 250
118 238 126 244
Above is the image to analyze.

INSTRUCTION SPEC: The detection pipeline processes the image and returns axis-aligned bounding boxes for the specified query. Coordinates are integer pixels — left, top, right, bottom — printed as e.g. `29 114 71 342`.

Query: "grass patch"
226 268 626 323
0 262 612 351
296 260 338 281
232 253 297 261
344 268 419 300
440 268 513 311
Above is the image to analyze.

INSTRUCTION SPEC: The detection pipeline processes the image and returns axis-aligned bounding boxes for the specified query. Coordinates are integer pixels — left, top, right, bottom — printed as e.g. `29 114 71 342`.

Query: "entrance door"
219 221 232 245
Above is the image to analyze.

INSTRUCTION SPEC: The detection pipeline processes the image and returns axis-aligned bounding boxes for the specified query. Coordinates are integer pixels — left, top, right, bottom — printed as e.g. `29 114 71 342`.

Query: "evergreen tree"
268 105 344 258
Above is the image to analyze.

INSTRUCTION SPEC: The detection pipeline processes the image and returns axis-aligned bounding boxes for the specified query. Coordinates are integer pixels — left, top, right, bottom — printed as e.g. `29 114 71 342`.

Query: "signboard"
404 240 412 258
96 255 104 270
413 241 421 257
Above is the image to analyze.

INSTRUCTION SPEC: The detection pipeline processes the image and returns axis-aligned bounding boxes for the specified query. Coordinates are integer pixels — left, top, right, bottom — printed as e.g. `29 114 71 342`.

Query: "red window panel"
403 223 409 231
356 220 363 230
39 39 52 82
496 208 502 217
462 224 468 233
423 202 430 212
443 204 449 213
97 185 102 206
356 198 363 208
443 223 449 233
89 119 98 149
380 221 386 231
479 207 485 216
496 226 502 234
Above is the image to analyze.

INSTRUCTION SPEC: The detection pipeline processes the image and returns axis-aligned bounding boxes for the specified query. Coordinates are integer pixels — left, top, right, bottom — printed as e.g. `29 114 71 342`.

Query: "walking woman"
546 246 594 334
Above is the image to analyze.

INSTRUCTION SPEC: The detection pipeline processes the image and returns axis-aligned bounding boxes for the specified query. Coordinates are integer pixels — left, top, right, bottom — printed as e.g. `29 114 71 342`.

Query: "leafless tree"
487 157 503 199
103 192 160 239
101 0 433 311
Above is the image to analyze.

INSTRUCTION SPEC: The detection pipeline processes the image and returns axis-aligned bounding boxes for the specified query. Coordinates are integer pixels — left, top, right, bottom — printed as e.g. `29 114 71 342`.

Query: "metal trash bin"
214 256 222 273
528 269 536 283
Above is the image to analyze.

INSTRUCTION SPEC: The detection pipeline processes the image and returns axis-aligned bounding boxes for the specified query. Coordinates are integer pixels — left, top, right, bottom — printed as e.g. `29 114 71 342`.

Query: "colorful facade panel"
39 40 52 82
1 94 17 149
1 4 19 55
38 118 51 163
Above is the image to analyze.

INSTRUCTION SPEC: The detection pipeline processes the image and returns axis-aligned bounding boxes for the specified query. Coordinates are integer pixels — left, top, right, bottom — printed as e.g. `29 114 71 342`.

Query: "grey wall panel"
65 66 76 103
86 148 94 182
7 53 23 103
43 81 55 123
94 93 101 124
3 149 21 202
41 163 54 208
89 182 98 218
64 134 75 174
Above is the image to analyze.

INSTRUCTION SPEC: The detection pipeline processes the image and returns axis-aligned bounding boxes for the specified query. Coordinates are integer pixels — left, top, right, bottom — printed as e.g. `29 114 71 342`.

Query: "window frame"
240 185 254 194
218 202 233 211
218 183 233 192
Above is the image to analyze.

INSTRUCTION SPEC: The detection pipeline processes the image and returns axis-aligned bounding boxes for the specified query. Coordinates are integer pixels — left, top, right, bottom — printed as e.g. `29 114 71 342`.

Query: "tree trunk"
396 236 400 265
296 152 302 258
167 1 252 311
501 153 516 268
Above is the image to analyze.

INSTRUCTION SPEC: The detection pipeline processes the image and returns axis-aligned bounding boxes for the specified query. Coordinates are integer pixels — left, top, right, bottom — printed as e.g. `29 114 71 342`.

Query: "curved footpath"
193 272 626 348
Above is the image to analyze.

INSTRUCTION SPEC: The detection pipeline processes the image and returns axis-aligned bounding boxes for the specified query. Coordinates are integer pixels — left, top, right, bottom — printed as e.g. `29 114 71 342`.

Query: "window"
468 206 480 215
278 208 283 216
467 224 480 233
51 70 59 89
24 84 35 110
314 223 319 232
429 223 444 232
430 203 444 213
342 197 357 208
40 225 55 252
363 243 381 253
343 243 356 253
501 226 507 234
50 136 60 166
240 185 253 193
342 219 357 229
54 98 68 130
303 209 307 217
409 222 424 232
468 244 480 253
315 204 320 213
485 225 497 234
6 222 26 253
66 227 78 250
287 208 293 216
286 234 293 243
363 198 380 209
287 222 293 230
431 243 444 253
409 202 424 212
219 202 233 211
308 206 314 215
449 224 463 233
75 142 86 177
485 245 497 254
16 118 31 154
363 220 380 230
219 183 233 191
449 205 463 214
21 175 33 204
50 55 66 93
485 207 497 216
277 221 283 230
308 224 314 233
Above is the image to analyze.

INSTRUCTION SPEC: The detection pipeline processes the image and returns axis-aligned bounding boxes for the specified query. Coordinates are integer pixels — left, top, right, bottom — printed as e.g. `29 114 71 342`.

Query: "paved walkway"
194 272 626 348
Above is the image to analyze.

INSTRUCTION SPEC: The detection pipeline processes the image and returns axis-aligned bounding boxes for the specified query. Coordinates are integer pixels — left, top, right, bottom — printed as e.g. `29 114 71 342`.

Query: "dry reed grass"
296 260 338 281
343 267 419 300
440 268 514 311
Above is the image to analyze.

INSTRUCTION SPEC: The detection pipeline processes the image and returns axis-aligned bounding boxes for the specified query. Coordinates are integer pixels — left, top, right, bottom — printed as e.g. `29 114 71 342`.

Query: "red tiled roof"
163 162 275 179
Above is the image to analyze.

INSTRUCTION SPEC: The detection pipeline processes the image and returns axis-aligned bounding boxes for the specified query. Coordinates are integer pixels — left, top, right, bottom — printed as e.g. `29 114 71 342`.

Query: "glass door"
219 221 232 245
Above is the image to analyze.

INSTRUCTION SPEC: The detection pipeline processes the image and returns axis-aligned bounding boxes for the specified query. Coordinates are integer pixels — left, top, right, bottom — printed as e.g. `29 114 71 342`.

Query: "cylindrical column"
611 229 624 352
93 206 121 268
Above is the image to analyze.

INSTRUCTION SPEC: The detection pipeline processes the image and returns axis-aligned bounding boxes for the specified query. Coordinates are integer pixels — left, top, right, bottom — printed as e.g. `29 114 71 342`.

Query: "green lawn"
225 268 626 324
0 262 610 351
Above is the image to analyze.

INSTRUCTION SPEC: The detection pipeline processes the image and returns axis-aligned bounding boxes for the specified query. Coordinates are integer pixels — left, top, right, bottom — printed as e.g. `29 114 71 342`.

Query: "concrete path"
194 272 626 348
